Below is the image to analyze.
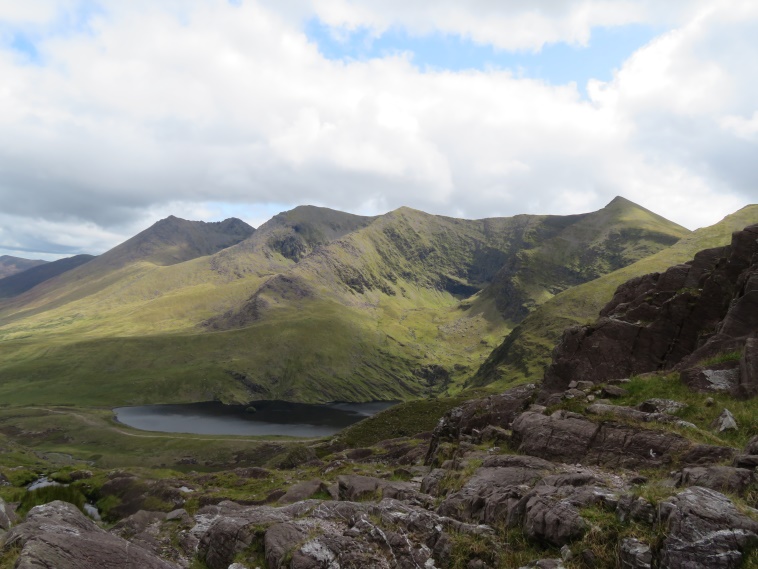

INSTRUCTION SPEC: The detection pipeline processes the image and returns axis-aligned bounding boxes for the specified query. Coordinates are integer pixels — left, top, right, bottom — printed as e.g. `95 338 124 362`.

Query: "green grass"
17 485 87 517
333 395 473 448
0 406 299 471
699 350 743 367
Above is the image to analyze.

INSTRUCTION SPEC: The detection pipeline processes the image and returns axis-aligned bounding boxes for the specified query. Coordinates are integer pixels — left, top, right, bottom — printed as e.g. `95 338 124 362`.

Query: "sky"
0 0 756 260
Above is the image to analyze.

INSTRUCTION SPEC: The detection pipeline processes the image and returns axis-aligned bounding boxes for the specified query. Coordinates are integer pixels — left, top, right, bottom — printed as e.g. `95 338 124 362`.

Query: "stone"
337 475 384 501
562 389 587 400
3 501 178 569
519 559 565 569
425 384 537 465
522 491 587 546
746 435 758 455
278 479 329 504
658 487 758 568
600 385 627 398
476 425 511 444
679 466 755 496
541 226 758 395
637 398 686 414
437 466 548 524
575 381 595 391
617 495 655 525
712 409 738 432
618 538 652 569
734 455 758 469
511 411 691 469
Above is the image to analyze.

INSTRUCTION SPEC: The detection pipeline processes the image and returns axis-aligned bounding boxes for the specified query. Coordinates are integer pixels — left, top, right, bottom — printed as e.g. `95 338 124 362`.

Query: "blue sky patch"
305 19 662 94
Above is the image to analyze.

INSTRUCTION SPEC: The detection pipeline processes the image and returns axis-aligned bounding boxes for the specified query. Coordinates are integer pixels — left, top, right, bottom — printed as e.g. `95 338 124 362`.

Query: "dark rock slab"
511 411 691 469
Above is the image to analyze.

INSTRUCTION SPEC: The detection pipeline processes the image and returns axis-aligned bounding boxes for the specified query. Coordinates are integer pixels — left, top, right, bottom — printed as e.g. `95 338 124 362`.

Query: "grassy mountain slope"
0 200 689 406
470 204 758 388
0 256 47 279
0 255 95 299
472 196 689 320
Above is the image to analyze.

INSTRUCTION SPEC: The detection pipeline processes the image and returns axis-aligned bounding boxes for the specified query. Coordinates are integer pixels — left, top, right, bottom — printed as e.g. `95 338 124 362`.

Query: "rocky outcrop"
425 383 536 465
658 487 758 568
511 410 693 469
543 225 758 394
3 501 178 569
195 498 492 569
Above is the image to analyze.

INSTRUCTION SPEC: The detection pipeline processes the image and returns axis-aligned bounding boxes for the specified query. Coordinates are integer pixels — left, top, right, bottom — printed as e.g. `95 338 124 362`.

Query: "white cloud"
0 0 755 257
280 0 710 51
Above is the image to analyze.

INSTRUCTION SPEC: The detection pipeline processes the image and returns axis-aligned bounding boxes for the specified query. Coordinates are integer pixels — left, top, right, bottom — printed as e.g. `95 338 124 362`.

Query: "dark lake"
113 400 397 437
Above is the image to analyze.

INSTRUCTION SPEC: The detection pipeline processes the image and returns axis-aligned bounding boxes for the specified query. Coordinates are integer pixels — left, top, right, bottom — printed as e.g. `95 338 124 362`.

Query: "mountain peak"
94 216 255 268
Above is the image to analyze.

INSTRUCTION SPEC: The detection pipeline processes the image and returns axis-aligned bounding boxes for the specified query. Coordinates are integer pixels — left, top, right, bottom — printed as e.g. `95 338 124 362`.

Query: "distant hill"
92 215 255 269
0 199 691 406
0 256 47 279
0 255 95 299
470 203 758 389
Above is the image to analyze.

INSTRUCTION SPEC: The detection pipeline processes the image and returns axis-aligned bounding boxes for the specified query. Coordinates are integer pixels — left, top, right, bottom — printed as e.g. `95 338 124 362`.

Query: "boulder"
511 411 691 468
679 466 755 496
658 487 758 568
278 479 329 504
618 538 653 569
522 491 586 546
637 398 686 414
712 409 738 432
337 475 385 501
437 465 549 524
3 501 178 569
425 384 537 465
600 385 627 398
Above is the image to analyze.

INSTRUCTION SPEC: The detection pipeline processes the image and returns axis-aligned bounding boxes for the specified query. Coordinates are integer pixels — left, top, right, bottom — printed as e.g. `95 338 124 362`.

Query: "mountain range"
2 197 752 407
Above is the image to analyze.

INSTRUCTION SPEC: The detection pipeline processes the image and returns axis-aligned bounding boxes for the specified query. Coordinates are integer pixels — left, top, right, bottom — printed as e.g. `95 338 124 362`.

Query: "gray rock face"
712 409 738 432
679 466 755 496
196 498 491 569
637 398 686 415
437 465 550 524
278 479 329 504
511 411 691 468
619 538 652 569
521 491 587 546
658 487 758 568
3 501 178 569
426 383 537 465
